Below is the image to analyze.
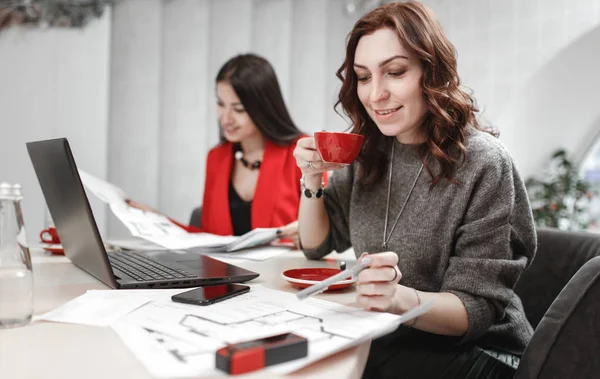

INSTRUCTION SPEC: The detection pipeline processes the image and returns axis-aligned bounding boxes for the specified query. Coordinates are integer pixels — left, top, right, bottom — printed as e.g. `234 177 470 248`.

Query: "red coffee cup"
40 227 60 244
314 131 364 165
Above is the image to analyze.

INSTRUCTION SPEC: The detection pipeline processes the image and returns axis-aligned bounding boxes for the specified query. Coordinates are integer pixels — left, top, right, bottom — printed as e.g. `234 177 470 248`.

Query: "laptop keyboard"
108 252 197 282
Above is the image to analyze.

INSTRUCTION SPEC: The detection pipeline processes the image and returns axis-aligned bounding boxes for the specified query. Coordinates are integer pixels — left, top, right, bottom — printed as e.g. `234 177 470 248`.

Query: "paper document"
38 285 432 377
80 169 197 247
108 285 429 378
35 290 152 327
35 289 194 327
79 170 281 252
206 245 290 261
112 320 223 378
108 204 191 243
186 227 281 253
79 170 128 205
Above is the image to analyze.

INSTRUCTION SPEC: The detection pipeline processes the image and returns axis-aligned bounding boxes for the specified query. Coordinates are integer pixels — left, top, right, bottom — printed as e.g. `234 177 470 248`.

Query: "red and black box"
215 332 308 375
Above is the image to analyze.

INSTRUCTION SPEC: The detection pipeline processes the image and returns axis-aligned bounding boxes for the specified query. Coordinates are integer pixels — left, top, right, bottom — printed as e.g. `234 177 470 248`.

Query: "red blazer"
191 137 317 236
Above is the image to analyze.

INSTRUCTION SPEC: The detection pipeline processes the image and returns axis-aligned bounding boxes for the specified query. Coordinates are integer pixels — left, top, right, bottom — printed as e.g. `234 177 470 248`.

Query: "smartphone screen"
171 284 250 306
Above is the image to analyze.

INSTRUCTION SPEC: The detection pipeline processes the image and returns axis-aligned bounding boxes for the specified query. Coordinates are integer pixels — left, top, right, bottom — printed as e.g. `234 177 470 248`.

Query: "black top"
229 181 252 236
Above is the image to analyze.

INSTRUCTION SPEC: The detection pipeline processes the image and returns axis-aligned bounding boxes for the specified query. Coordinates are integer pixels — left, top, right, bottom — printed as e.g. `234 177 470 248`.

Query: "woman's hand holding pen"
293 137 344 184
356 252 404 312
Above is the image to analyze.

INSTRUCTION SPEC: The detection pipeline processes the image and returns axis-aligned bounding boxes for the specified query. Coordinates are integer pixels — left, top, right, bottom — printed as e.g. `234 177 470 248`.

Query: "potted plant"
525 149 595 230
0 0 110 31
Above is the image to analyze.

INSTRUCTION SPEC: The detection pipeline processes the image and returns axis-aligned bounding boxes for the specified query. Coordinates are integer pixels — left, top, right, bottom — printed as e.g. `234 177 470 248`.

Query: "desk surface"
0 248 370 379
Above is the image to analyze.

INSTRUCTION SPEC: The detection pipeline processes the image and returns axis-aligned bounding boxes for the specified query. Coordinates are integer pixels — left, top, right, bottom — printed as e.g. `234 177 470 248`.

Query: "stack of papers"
36 285 432 378
186 228 280 252
78 170 280 252
206 245 290 262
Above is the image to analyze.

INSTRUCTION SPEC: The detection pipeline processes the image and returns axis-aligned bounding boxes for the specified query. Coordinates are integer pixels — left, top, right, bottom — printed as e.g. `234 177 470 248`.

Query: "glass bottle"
0 182 34 328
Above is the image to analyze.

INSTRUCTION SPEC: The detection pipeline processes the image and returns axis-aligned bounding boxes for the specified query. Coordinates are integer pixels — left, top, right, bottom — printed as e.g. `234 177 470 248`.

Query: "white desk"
0 248 370 379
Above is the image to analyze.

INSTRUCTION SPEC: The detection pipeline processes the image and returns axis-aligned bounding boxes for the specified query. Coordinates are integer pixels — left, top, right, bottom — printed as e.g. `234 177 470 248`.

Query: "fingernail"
361 257 372 265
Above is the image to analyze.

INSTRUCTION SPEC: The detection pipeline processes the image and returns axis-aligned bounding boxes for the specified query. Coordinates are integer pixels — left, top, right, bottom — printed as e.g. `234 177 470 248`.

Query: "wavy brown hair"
336 1 495 186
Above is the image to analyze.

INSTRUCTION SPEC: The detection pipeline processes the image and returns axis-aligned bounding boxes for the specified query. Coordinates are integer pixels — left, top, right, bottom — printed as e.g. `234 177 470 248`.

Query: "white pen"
296 258 371 301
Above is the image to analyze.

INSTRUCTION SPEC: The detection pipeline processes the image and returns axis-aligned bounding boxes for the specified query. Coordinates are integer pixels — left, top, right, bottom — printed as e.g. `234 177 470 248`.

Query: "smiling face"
354 28 428 144
216 81 261 143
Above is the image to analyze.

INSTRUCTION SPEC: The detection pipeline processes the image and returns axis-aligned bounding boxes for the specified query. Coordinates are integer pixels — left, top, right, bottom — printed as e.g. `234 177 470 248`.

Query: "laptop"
26 138 259 289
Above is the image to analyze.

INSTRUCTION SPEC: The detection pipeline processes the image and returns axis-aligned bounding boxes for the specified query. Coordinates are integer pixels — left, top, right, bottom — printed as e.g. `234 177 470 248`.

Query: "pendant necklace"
382 141 424 250
233 143 261 170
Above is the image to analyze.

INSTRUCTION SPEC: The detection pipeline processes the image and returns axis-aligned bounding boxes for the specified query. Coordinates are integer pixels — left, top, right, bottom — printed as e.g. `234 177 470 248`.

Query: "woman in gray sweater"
293 2 536 379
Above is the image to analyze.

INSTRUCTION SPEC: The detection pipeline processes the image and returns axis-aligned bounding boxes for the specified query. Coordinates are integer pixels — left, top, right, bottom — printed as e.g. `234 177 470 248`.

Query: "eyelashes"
388 70 406 77
355 70 407 83
217 103 246 113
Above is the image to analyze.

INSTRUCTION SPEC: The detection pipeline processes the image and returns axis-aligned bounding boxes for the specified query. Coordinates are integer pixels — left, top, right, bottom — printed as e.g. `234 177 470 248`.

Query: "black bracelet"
300 175 324 199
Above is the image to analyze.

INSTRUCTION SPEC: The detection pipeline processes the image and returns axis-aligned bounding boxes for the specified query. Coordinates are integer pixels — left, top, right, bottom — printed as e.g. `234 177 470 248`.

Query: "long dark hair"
336 1 495 186
216 54 303 145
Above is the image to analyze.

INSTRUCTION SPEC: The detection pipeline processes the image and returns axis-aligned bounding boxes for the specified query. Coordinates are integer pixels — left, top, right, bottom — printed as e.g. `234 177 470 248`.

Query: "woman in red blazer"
199 53 310 245
132 54 323 246
200 135 304 239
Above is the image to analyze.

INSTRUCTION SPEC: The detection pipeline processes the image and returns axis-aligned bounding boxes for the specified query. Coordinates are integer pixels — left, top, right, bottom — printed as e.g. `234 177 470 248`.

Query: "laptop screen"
27 138 118 288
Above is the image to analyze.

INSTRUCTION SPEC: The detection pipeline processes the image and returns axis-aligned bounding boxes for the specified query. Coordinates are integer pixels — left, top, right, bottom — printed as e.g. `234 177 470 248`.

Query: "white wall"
498 25 600 179
108 0 163 237
424 0 600 123
290 0 329 134
159 0 210 235
0 10 111 242
422 0 600 179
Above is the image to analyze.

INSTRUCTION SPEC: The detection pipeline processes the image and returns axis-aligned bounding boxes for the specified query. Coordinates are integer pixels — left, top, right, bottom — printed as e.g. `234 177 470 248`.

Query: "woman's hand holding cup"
293 137 345 184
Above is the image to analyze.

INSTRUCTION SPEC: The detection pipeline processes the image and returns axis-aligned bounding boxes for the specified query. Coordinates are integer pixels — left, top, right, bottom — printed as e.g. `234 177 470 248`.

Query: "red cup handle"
40 229 54 243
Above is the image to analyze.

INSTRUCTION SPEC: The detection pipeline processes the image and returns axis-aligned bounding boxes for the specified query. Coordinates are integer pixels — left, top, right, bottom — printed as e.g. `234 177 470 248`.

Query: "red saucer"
40 242 65 255
282 268 355 291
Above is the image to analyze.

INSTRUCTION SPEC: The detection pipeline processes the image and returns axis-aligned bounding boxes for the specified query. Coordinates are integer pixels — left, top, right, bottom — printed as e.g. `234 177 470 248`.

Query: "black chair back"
514 228 600 328
189 206 202 228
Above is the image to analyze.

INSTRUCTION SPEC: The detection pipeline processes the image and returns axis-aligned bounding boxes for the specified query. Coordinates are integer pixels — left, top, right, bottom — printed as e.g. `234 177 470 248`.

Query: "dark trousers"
362 328 519 379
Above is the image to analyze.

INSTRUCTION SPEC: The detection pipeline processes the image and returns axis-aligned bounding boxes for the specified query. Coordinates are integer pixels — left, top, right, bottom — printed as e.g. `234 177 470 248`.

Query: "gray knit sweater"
303 129 537 354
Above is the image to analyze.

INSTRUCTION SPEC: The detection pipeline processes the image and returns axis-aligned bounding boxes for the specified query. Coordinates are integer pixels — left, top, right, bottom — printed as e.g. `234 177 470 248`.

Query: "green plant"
0 0 111 31
525 149 594 230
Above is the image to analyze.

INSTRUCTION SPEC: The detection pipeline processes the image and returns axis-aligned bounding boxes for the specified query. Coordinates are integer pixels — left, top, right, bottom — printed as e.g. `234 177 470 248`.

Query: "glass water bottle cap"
0 182 12 197
12 184 22 197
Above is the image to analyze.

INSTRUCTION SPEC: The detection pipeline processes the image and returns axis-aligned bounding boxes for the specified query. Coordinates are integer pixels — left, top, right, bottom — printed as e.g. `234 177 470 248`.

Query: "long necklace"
382 141 424 250
233 143 261 170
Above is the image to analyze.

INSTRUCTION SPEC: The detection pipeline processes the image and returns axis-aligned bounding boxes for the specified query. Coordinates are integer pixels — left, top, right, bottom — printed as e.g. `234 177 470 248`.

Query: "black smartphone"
171 284 250 306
